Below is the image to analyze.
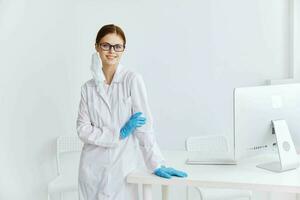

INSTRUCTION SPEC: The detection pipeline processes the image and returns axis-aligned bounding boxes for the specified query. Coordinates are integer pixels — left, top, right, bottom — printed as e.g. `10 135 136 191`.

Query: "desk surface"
127 150 300 193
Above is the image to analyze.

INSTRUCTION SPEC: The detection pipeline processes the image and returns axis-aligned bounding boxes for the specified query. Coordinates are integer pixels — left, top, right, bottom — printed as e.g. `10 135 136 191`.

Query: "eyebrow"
101 42 123 45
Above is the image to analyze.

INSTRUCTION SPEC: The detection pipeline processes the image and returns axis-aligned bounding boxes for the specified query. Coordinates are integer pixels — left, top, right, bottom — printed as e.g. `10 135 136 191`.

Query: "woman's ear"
95 44 99 52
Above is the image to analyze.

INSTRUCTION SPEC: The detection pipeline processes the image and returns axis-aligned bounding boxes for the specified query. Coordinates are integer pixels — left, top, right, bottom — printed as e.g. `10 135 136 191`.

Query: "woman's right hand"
154 166 188 179
120 112 146 139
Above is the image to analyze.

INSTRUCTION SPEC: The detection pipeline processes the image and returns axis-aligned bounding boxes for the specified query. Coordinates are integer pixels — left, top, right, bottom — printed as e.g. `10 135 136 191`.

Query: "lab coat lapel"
90 54 124 113
97 83 112 112
99 64 125 112
110 64 124 84
90 52 112 112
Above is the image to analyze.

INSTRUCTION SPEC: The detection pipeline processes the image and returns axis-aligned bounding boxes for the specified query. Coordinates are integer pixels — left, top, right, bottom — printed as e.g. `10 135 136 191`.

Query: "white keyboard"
186 158 237 165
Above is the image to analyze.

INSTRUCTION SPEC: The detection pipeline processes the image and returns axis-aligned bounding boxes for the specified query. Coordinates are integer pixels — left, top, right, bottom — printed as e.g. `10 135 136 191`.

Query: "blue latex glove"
120 112 146 139
154 166 188 179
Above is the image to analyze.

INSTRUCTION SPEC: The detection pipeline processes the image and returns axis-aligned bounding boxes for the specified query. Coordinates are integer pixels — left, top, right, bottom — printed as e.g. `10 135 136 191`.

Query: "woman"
76 24 187 200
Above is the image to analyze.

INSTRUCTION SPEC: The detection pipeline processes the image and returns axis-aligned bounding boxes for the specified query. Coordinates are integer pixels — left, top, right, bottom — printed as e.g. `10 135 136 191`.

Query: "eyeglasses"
99 42 125 52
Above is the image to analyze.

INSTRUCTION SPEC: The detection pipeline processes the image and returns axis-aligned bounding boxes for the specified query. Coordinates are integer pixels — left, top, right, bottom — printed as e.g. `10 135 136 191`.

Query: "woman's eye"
115 45 122 49
102 44 110 48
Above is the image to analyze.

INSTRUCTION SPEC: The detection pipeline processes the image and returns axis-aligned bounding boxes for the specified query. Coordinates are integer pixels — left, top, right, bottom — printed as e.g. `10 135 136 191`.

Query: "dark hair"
95 24 126 46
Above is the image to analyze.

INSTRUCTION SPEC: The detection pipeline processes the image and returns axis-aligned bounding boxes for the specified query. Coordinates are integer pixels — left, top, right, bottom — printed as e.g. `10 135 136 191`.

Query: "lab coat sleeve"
130 74 165 171
76 85 119 148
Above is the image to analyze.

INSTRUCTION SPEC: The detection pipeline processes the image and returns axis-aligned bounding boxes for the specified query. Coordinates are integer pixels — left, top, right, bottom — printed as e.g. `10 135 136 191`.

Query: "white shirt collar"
90 52 124 86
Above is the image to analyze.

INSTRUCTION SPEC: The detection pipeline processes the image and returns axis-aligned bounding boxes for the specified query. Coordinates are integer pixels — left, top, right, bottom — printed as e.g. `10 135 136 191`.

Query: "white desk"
127 150 300 200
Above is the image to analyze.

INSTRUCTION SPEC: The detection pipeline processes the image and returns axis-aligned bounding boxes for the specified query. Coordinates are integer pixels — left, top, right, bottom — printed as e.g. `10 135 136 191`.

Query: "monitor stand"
256 119 300 172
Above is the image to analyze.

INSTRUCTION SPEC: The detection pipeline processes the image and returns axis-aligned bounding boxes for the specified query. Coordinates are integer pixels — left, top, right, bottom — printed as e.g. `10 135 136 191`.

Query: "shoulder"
80 79 96 91
120 67 144 85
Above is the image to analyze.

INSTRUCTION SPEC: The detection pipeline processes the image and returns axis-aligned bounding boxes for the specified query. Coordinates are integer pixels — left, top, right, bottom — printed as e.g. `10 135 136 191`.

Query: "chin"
105 60 119 66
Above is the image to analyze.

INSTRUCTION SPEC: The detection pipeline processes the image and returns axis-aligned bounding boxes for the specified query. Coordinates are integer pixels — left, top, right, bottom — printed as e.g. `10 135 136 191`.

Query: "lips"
106 55 116 59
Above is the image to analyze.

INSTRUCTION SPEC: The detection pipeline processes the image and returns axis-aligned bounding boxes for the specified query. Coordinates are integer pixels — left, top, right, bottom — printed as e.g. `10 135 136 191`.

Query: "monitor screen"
234 83 300 160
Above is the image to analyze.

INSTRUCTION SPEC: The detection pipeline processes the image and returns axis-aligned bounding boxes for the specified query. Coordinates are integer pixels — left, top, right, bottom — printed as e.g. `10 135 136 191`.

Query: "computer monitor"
234 83 300 172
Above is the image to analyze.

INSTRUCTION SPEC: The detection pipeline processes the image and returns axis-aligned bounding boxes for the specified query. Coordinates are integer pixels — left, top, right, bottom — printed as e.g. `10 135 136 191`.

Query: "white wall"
294 0 300 80
0 0 295 199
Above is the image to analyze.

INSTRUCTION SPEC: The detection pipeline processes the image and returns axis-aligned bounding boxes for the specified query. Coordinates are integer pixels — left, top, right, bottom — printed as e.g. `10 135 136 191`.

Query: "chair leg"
195 187 204 200
47 193 50 200
60 192 63 200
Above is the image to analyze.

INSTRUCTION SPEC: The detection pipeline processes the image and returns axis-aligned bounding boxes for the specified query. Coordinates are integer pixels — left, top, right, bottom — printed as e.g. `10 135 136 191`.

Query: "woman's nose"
109 46 115 53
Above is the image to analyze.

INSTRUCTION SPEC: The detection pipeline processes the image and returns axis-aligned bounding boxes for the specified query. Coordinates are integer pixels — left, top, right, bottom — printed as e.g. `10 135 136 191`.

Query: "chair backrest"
56 136 83 175
185 135 229 153
57 135 83 154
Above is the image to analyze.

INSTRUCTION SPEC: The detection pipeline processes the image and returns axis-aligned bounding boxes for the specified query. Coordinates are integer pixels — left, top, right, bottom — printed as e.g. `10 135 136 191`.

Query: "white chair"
185 135 252 200
48 136 83 200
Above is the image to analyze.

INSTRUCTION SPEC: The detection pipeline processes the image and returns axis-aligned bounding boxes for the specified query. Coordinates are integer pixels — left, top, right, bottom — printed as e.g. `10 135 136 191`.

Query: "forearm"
135 131 165 171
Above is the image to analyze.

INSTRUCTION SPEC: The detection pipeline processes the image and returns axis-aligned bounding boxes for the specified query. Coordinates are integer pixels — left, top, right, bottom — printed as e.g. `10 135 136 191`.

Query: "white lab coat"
77 53 165 200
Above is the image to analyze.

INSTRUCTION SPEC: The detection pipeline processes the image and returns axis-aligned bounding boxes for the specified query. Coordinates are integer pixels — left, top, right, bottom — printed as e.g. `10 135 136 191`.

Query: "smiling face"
95 33 125 68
